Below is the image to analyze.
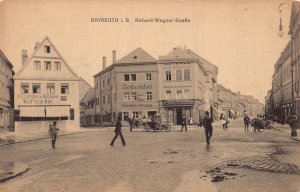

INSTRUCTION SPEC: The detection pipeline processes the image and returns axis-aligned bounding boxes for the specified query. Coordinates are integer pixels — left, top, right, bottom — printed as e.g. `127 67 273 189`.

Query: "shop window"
124 92 130 101
21 83 29 94
61 83 69 94
54 62 61 71
44 61 51 70
176 69 182 81
44 45 51 53
124 74 130 81
123 112 129 121
146 92 152 100
146 73 151 80
32 84 41 94
47 83 55 94
131 74 136 81
166 70 172 81
184 69 190 81
131 92 137 101
34 61 41 70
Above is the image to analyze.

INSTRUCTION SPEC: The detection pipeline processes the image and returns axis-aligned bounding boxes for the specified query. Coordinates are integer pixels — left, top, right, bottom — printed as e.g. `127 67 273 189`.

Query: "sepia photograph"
0 0 300 191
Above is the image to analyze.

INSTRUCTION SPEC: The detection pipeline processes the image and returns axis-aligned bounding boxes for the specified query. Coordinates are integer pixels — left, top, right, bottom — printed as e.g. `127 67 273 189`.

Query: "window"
47 84 55 94
21 83 29 94
146 92 152 100
54 62 61 71
131 74 136 81
123 112 129 121
103 96 105 104
146 73 151 80
44 61 51 70
184 69 190 81
107 78 110 85
124 74 130 81
61 83 69 94
108 95 110 103
176 89 183 99
176 69 182 81
131 92 137 101
166 90 171 99
133 111 139 118
103 80 105 87
184 89 190 98
44 45 51 53
166 70 172 81
34 61 41 70
32 84 41 94
124 92 130 101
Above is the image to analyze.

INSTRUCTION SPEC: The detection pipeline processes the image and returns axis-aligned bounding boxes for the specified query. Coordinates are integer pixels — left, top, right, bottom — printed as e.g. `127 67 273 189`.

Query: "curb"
0 162 30 183
0 131 85 146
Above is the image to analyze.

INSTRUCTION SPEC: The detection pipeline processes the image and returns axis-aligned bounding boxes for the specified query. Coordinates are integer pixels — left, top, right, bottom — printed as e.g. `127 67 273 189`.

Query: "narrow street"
0 119 300 192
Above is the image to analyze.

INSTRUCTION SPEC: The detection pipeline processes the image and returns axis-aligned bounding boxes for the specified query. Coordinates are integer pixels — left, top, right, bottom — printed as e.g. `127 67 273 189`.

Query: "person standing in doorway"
181 115 187 132
203 111 213 145
110 116 126 147
48 121 59 149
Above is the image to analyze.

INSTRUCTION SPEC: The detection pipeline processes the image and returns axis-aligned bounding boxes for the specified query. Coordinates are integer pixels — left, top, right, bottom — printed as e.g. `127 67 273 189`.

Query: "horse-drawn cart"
143 114 171 132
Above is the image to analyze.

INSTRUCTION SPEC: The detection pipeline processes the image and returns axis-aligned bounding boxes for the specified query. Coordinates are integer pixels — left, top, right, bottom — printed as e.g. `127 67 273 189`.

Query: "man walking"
48 121 59 149
110 116 126 147
244 114 250 131
181 115 187 132
203 111 213 145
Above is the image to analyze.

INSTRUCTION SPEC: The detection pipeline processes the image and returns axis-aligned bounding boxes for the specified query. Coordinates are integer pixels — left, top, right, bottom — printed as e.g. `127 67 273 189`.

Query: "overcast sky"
0 0 294 103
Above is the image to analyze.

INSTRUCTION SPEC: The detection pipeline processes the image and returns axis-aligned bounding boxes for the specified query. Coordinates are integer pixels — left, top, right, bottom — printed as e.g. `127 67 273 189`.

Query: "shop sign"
17 94 67 105
122 83 152 90
162 99 195 107
122 103 153 108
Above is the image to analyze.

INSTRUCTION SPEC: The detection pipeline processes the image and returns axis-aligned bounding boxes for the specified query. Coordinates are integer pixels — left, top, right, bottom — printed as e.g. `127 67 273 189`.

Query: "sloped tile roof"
159 47 194 60
80 88 95 103
115 47 156 64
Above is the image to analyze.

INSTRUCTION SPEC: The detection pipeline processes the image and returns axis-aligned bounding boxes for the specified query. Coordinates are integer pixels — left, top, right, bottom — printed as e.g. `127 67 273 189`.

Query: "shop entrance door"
176 108 183 125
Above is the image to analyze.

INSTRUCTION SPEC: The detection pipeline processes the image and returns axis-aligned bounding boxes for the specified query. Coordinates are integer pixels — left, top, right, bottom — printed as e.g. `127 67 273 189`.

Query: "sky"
0 0 294 103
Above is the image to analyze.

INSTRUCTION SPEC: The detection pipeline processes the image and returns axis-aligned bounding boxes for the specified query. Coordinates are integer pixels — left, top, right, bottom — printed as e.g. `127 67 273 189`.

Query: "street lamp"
278 2 297 137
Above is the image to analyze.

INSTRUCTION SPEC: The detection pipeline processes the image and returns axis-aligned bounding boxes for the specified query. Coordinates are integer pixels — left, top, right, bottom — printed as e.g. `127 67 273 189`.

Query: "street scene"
1 120 300 192
1 0 300 191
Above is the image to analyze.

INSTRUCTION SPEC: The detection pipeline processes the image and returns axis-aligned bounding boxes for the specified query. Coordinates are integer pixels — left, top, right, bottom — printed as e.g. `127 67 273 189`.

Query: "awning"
20 106 70 117
211 105 223 114
20 106 45 117
229 109 235 114
46 106 70 117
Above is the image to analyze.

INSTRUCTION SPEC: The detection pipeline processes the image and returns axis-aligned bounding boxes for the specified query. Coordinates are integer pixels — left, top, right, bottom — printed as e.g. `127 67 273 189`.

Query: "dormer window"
44 46 51 53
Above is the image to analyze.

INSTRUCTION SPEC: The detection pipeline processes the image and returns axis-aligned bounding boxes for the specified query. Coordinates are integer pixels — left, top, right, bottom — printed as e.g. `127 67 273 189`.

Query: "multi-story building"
217 84 237 118
14 36 81 132
94 48 159 126
158 47 208 125
0 49 14 130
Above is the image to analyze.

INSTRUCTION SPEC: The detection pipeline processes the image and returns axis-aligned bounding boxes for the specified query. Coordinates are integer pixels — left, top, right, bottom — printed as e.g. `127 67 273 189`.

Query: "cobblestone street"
0 119 300 192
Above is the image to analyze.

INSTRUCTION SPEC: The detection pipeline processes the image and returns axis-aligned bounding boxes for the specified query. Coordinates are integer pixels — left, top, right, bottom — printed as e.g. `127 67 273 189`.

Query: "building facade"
0 49 14 130
80 88 95 127
94 48 159 126
14 37 81 132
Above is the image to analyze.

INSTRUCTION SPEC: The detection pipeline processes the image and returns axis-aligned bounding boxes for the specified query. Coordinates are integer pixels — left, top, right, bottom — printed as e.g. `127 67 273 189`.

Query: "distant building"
80 87 95 127
0 49 14 130
14 36 81 132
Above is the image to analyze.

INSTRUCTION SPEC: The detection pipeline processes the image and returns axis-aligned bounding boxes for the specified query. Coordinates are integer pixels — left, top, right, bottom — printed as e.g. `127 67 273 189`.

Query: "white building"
14 36 80 132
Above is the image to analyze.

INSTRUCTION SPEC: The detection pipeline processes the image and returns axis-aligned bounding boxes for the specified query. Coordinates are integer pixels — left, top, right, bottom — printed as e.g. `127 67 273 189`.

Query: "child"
48 121 59 148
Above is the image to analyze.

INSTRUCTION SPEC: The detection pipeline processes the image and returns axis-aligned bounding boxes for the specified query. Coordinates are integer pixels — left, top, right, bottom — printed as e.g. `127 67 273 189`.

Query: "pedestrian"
244 114 250 131
203 111 213 145
180 115 187 132
48 121 59 149
110 116 126 147
129 117 133 132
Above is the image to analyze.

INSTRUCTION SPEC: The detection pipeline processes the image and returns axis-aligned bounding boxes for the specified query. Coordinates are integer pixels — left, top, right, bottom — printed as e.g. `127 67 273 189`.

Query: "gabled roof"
15 36 79 78
159 47 194 60
0 49 13 68
185 49 217 72
80 88 95 103
115 47 156 64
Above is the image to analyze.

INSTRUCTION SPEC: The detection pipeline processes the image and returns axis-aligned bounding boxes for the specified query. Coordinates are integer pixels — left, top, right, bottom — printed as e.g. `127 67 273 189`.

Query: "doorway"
176 108 182 125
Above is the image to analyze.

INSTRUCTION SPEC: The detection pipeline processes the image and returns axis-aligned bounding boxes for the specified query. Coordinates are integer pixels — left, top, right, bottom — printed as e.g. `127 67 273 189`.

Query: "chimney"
112 50 116 64
34 42 39 50
22 49 28 65
102 56 106 69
